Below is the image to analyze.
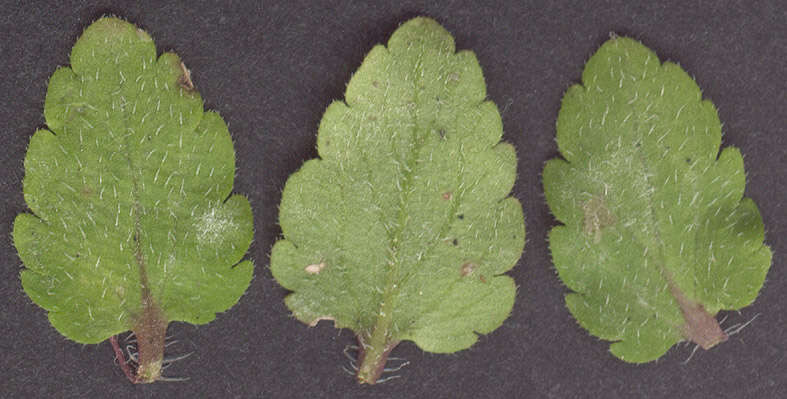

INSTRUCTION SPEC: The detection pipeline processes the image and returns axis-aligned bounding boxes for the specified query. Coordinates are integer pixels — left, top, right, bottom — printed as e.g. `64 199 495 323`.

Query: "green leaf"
271 17 525 383
543 36 772 363
13 17 253 382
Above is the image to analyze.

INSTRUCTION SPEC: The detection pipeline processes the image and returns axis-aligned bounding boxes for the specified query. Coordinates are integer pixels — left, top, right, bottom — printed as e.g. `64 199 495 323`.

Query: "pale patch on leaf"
582 196 616 243
270 17 525 384
304 262 327 275
13 17 254 383
195 207 239 245
543 37 772 363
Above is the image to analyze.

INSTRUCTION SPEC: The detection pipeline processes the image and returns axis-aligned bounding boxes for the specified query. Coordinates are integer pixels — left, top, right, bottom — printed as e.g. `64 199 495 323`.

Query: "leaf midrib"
115 54 161 322
370 47 473 339
623 77 702 332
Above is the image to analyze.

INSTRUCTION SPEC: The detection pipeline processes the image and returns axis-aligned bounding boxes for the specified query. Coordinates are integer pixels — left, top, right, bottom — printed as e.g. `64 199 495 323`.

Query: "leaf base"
110 302 169 383
668 279 728 350
356 335 400 385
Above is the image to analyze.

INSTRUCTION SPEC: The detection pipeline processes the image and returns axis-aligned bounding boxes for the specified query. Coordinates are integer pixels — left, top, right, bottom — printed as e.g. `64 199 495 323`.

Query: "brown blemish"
460 262 477 277
479 274 487 283
442 191 452 200
665 273 728 349
582 196 616 243
177 61 194 91
81 185 93 197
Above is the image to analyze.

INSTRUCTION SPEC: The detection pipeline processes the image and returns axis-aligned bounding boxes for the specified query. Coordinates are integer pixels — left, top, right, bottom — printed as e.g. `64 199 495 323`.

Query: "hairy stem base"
356 335 400 385
110 302 168 384
133 302 168 383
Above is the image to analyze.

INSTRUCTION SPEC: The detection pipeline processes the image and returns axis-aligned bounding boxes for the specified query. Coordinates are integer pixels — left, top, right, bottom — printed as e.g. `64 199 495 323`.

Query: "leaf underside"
544 37 771 363
14 17 253 346
271 16 525 362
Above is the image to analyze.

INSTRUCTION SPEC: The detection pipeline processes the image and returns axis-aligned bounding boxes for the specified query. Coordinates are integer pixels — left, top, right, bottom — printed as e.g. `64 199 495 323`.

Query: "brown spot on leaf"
81 184 93 197
460 262 477 277
582 196 616 243
665 272 728 349
442 191 452 200
177 61 194 91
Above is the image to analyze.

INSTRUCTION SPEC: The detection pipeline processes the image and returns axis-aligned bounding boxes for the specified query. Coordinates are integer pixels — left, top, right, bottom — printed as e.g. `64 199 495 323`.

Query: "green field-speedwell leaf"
271 17 525 383
544 37 772 363
13 17 253 382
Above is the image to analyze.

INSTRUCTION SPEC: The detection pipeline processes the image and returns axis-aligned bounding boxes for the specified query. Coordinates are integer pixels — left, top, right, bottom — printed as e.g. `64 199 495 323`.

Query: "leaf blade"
271 17 525 382
545 36 771 362
14 17 253 381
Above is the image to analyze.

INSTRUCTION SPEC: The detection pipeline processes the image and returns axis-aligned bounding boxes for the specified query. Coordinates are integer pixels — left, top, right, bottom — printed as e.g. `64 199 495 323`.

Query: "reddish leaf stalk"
110 335 137 383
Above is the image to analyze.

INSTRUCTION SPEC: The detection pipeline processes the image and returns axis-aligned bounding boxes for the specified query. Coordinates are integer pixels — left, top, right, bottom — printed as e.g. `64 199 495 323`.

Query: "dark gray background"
1 1 784 398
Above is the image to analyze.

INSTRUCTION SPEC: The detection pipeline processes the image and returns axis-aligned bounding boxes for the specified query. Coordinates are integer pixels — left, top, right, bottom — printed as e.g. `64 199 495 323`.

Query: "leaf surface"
543 37 771 363
271 17 525 383
13 17 253 382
